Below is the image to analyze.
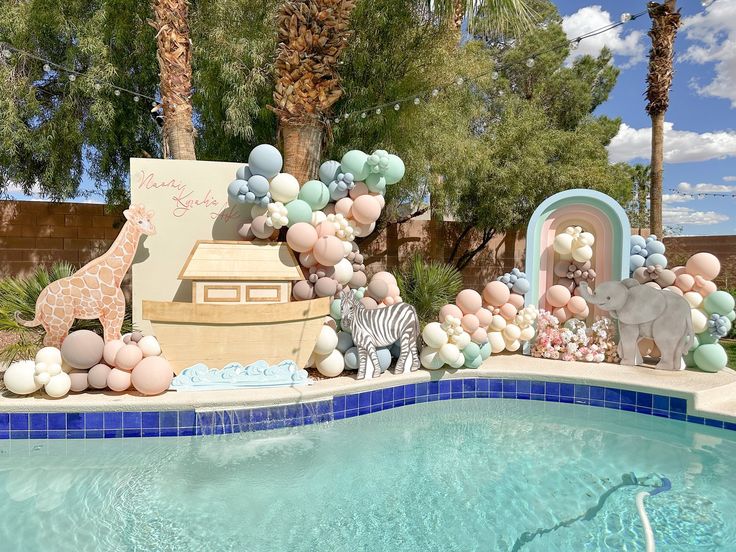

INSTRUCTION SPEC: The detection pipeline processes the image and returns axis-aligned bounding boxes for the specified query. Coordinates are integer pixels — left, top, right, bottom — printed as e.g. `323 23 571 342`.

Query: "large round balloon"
251 215 276 239
285 199 313 226
3 360 41 395
319 160 341 184
314 325 339 355
546 285 572 309
693 343 727 373
456 289 483 315
483 281 510 308
422 322 448 348
60 330 104 370
341 150 370 181
384 154 405 185
248 144 283 178
703 290 735 316
286 223 318 252
351 195 382 224
299 180 330 210
686 252 720 280
315 349 345 377
269 173 300 203
131 356 173 395
87 363 111 389
313 236 346 266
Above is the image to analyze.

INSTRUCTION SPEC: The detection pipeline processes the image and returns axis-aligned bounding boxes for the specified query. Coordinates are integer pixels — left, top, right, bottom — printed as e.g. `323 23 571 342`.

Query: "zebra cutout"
340 289 420 379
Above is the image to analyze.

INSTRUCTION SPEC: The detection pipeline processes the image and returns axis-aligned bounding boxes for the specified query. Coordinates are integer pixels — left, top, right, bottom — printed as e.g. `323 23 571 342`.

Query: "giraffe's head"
124 204 156 236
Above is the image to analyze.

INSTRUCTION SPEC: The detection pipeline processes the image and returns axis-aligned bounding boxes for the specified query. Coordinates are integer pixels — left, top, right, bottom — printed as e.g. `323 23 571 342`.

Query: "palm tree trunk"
152 0 196 160
649 111 664 237
282 123 323 183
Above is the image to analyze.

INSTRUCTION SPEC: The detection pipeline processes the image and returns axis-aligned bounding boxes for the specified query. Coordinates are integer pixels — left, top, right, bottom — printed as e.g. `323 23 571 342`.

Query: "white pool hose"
636 491 655 552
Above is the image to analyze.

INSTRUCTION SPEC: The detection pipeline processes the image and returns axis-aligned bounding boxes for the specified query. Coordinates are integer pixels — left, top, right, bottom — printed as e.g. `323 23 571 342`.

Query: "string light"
525 58 535 68
621 13 632 23
413 97 420 105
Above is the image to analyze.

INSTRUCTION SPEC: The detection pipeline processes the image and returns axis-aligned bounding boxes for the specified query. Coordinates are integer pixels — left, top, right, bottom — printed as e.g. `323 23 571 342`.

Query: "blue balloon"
236 165 252 181
629 254 646 273
376 348 392 372
237 194 247 204
238 182 250 195
319 160 342 185
645 253 668 268
646 240 666 255
631 245 642 255
245 191 256 202
631 235 646 249
328 181 348 200
248 144 283 178
512 279 530 295
248 175 270 196
336 331 354 353
228 179 246 198
344 347 359 370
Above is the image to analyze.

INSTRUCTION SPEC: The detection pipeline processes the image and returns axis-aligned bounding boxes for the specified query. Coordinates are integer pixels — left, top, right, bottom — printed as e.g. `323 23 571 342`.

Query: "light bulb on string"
620 12 632 22
94 82 102 91
413 97 420 105
43 63 50 72
334 117 340 124
375 108 381 115
361 112 367 119
570 39 580 51
114 89 121 96
492 71 499 80
343 112 350 119
394 103 400 111
432 89 439 97
68 74 76 81
2 49 11 59
526 58 535 68
456 77 464 85
133 95 140 102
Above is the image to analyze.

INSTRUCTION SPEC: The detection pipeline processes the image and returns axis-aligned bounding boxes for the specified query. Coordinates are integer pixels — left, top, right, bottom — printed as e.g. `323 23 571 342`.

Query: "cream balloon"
3 360 41 395
420 347 445 369
553 233 574 254
488 332 506 353
691 308 708 334
422 322 449 348
332 258 354 285
572 245 593 262
315 349 345 377
519 325 536 341
684 291 703 308
314 325 339 355
453 331 471 349
439 343 460 364
35 347 62 366
505 339 521 352
269 173 300 203
44 372 71 398
503 324 521 341
490 315 507 331
448 353 465 369
138 335 162 357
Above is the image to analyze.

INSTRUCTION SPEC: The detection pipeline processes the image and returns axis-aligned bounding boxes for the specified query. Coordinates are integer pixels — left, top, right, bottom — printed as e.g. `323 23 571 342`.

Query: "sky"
7 0 736 236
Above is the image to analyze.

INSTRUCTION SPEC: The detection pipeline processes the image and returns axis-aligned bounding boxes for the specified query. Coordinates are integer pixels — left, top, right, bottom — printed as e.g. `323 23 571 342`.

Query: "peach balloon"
671 266 686 276
371 193 386 208
103 339 125 367
686 252 720 280
312 236 345 266
335 197 354 218
644 281 661 289
471 327 489 344
567 296 588 315
383 296 395 306
286 222 319 253
552 307 569 323
349 182 370 198
251 215 276 240
360 296 378 309
546 285 572 309
507 293 525 309
131 356 173 396
675 273 695 292
371 271 398 287
87 363 111 389
475 307 493 328
299 251 318 267
387 284 401 299
665 285 683 296
439 304 463 322
696 280 717 296
351 195 382 224
316 221 336 238
114 344 143 371
69 370 89 393
483 281 510 308
456 289 483 315
573 305 590 320
107 368 132 392
461 314 480 333
499 303 517 321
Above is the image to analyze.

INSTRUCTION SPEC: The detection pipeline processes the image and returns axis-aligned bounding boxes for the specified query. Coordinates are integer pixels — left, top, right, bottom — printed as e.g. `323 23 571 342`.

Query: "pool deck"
2 356 736 423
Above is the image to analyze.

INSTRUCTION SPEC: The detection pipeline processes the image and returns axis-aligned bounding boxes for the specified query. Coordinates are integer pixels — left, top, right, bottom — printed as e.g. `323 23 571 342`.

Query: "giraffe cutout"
17 205 156 347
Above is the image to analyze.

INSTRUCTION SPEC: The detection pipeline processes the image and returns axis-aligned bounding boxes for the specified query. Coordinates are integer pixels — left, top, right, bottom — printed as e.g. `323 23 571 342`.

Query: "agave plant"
393 253 464 327
0 262 133 362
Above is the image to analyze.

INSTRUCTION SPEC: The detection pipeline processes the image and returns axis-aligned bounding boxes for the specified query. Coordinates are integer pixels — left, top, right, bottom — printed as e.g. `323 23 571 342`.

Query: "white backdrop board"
130 158 248 332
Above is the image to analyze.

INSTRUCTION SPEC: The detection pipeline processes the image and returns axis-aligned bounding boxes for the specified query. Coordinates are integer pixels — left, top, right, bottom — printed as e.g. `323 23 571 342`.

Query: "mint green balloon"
464 354 482 369
480 342 491 360
298 180 330 210
341 150 369 180
285 199 313 226
693 343 727 372
728 310 736 322
330 299 342 320
384 154 405 185
697 331 717 345
690 334 700 351
462 342 481 360
365 173 386 194
684 349 697 368
704 290 735 316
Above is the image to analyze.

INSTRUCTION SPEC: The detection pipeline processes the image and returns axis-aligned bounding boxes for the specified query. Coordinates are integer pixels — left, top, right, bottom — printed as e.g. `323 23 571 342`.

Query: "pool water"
1 400 735 551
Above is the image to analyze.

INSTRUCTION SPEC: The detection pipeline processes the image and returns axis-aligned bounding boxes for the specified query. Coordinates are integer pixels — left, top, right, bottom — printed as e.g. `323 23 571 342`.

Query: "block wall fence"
1 200 734 290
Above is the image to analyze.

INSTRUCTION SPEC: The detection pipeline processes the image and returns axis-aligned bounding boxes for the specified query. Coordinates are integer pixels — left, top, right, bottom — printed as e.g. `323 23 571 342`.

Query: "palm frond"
421 0 539 37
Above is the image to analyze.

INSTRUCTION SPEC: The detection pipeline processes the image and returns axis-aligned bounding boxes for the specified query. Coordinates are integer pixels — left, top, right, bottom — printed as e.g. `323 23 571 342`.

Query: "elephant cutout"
579 279 694 371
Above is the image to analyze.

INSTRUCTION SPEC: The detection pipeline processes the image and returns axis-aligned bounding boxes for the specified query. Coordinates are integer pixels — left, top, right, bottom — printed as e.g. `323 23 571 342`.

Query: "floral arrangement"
531 310 618 364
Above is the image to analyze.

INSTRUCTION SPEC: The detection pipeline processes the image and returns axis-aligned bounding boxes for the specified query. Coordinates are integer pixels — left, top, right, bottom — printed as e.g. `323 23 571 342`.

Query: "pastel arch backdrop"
525 189 631 312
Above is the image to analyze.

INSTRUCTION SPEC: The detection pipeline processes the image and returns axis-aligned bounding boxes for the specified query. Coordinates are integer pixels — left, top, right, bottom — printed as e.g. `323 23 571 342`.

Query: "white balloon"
311 211 327 226
453 331 471 349
691 308 708 334
138 335 162 357
684 291 703 308
332 258 354 285
420 346 445 369
269 173 300 203
503 324 521 341
3 360 41 395
448 354 465 369
342 240 353 255
35 347 62 366
490 315 507 331
315 349 344 377
44 372 71 398
422 322 449 348
519 325 536 342
488 331 506 354
578 231 595 246
439 343 460 364
314 325 339 355
505 339 521 352
572 245 593 262
553 233 574 255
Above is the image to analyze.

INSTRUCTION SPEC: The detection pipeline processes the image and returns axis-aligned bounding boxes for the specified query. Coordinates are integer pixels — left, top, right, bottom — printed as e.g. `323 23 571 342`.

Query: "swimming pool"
1 399 734 551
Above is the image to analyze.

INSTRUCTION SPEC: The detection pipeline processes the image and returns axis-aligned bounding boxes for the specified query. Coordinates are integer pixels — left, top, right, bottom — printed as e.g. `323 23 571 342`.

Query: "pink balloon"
499 303 517 321
316 221 336 238
251 215 275 240
696 279 717 296
461 314 480 332
387 284 401 298
335 197 353 218
314 277 338 297
107 368 132 392
456 289 483 315
87 363 111 389
313 236 345 266
131 356 173 396
349 271 367 288
349 182 369 199
351 195 382 224
671 266 686 276
483 281 510 308
665 285 684 296
546 285 572 309
573 305 590 320
475 307 493 328
383 296 395 306
287 222 319 253
471 327 489 344
114 344 143 371
567 295 587 315
367 279 389 301
238 223 254 240
292 280 315 300
439 304 463 322
686 252 720 280
554 260 571 278
371 193 386 209
360 296 378 309
69 370 89 393
103 339 125 367
299 250 318 267
675 273 695 292
507 293 525 309
552 307 569 323
371 271 398 287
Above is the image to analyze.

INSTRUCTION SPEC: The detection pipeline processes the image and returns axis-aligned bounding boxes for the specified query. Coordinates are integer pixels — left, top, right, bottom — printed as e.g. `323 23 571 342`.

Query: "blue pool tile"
346 393 359 410
284 404 301 419
604 388 621 403
122 412 141 429
560 383 574 398
416 382 429 396
404 384 416 399
85 413 103 430
653 395 669 412
333 396 346 412
670 397 687 414
160 411 178 428
315 401 332 416
0 413 8 431
590 399 604 408
517 380 531 394
439 380 451 394
501 392 516 399
104 412 122 429
383 388 394 403
517 393 530 401
416 395 429 403
620 403 636 412
439 391 450 400
66 430 84 439
359 392 371 408
178 426 195 437
29 430 47 439
345 408 359 418
0 430 8 439
405 397 416 406
652 409 669 418
502 380 516 393
30 413 47 431
251 408 268 423
531 381 545 395
370 390 383 405
358 405 371 416
489 379 502 392
560 396 574 404
10 430 29 439
394 386 405 400
489 391 502 398
545 382 560 396
333 410 346 421
197 411 215 427
530 394 545 401
590 386 605 401
85 430 103 439
47 412 66 430
283 418 302 428
723 421 736 431
545 395 560 403
636 406 652 415
48 430 66 439
179 410 196 427
451 386 463 399
159 427 177 437
268 419 287 430
636 393 653 408
103 429 122 438
67 413 84 430
670 412 686 422
428 381 439 396
574 384 589 399
477 379 489 392
705 418 724 428
604 401 619 410
267 405 286 420
370 404 382 413
620 390 636 406
142 412 159 429
574 398 589 406
10 413 28 431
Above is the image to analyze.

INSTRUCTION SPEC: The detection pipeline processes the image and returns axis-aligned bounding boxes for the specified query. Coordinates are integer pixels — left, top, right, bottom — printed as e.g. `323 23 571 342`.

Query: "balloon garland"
546 226 597 323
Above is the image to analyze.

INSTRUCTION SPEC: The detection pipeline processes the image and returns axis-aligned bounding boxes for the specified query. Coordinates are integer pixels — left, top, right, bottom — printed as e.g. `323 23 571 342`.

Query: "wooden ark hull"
142 297 331 374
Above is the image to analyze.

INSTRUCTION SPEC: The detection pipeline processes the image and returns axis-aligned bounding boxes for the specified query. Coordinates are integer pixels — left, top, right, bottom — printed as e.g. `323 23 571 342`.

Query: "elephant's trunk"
577 282 600 305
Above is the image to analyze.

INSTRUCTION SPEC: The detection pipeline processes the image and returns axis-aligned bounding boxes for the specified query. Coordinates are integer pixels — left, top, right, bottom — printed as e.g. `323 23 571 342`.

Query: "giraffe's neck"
104 222 142 285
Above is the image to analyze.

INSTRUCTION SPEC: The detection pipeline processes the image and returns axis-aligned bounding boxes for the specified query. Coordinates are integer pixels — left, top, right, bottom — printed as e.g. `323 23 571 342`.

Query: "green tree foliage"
624 164 651 233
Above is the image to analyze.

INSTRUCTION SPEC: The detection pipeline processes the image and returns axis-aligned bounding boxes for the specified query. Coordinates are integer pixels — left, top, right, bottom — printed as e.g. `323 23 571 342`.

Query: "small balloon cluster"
496 268 530 295
3 330 173 397
308 272 404 377
530 313 618 363
629 235 667 274
546 227 597 323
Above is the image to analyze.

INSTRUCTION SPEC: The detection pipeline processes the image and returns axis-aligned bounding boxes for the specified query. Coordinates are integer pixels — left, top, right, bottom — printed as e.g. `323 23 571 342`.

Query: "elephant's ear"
618 285 666 324
621 278 640 289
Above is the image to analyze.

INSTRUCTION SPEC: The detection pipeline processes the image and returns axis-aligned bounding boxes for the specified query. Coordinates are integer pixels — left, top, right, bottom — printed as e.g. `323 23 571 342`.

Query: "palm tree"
272 0 536 184
627 164 651 234
151 0 196 160
645 0 680 237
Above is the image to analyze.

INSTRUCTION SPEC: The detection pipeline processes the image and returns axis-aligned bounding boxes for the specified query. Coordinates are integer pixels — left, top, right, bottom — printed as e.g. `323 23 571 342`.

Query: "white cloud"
662 193 691 204
607 122 736 163
562 6 646 67
678 182 736 193
723 176 736 182
681 1 736 107
663 206 729 226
